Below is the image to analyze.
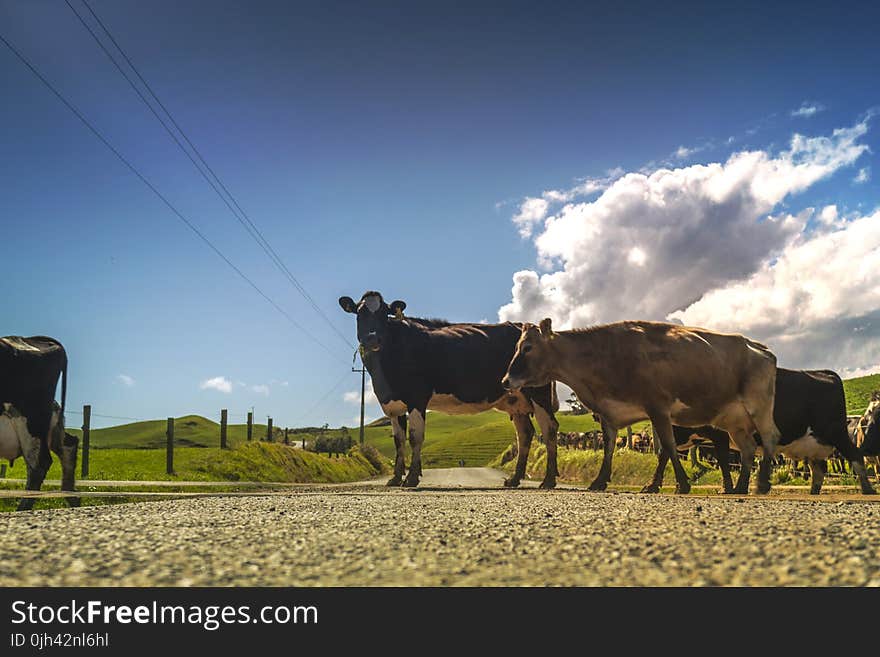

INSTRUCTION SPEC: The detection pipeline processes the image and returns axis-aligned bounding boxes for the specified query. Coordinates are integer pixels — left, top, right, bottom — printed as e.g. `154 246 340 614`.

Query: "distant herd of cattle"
3 289 880 510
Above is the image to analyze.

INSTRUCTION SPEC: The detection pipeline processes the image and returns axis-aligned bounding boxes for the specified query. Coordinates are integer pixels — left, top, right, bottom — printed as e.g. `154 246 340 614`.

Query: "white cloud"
200 376 233 394
500 119 873 374
344 388 378 406
675 145 695 159
252 384 270 396
512 198 550 238
671 209 880 373
511 169 624 238
116 374 135 387
791 102 824 118
855 167 871 183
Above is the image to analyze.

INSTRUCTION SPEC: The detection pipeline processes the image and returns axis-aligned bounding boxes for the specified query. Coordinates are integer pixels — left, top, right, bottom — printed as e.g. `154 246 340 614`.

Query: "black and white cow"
640 368 874 495
0 336 79 511
339 291 559 488
853 391 880 483
754 369 874 495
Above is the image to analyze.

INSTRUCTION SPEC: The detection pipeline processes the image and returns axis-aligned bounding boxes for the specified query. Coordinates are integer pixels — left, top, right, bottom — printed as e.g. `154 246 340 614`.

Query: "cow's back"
774 368 846 440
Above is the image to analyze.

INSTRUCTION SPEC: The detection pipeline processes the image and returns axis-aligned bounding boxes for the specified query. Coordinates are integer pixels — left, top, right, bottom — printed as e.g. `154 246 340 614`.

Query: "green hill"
66 415 278 449
843 373 880 415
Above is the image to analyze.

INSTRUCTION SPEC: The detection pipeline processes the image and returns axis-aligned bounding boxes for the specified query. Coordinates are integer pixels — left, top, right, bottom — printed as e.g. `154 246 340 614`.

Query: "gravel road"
3 470 880 586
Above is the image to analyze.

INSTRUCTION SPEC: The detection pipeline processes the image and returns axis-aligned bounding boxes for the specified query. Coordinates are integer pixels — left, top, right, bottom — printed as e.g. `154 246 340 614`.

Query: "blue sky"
2 1 878 428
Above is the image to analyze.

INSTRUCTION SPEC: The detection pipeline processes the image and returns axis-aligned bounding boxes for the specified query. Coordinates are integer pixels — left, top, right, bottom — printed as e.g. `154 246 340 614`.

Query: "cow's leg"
640 449 668 493
403 408 425 487
849 459 875 495
589 418 618 491
387 414 407 486
728 428 757 494
756 455 773 494
649 414 690 494
504 414 534 488
17 448 52 512
533 403 560 489
714 438 735 494
808 459 827 495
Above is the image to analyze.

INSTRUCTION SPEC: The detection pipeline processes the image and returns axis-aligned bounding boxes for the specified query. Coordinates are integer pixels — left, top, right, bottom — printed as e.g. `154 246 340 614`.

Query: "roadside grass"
488 443 831 489
1 443 388 485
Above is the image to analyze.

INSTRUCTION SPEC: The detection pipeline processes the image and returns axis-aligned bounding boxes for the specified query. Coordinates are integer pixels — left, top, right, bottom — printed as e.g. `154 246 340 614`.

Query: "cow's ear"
339 296 358 314
539 317 554 339
389 300 406 319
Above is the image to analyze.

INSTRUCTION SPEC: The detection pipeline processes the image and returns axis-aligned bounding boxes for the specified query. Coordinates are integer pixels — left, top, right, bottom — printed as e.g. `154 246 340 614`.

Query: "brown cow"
501 318 781 494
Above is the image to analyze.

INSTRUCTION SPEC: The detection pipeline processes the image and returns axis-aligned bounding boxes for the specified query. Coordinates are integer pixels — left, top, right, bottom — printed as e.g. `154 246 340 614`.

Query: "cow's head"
861 392 880 456
502 318 556 391
338 291 407 352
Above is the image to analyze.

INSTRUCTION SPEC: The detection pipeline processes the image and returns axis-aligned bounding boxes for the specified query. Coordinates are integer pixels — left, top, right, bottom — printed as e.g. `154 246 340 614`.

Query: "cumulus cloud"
511 169 624 238
855 167 871 183
791 102 824 118
200 376 233 394
500 119 876 373
670 209 880 372
344 388 378 406
116 374 135 387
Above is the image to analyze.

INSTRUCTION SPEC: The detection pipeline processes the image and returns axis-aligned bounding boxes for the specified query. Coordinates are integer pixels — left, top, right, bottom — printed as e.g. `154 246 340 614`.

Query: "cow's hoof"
588 480 608 492
503 477 521 488
860 486 876 495
538 478 557 490
66 497 81 508
386 476 403 487
640 484 660 494
675 482 691 495
809 485 821 495
756 485 771 495
722 488 735 495
401 476 420 488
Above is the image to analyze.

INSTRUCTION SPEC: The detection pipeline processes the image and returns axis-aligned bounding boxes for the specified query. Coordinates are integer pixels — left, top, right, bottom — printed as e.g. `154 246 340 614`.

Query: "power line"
65 410 144 422
297 367 354 427
68 0 354 351
0 30 343 363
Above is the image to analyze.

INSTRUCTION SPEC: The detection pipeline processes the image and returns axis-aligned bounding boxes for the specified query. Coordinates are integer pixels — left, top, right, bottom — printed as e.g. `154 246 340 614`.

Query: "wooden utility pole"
220 409 228 449
166 417 174 474
267 417 273 442
81 404 91 478
353 359 366 446
246 411 253 441
284 427 289 445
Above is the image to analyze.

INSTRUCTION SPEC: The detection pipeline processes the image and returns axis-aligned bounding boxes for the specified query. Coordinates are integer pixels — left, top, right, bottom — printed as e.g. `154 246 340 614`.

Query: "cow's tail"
60 349 67 421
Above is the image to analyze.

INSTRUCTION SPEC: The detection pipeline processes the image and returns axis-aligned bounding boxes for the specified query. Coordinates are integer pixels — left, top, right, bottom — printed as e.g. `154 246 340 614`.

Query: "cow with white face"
0 336 79 511
854 391 880 483
339 291 560 488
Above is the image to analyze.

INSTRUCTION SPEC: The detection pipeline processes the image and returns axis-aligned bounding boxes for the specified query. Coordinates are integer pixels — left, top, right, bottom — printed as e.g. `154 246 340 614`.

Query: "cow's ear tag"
394 308 404 320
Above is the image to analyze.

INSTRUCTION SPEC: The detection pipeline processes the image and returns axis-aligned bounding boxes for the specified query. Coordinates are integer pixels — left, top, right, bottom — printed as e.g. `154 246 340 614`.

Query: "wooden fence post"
81 404 91 478
302 433 306 449
284 427 289 445
267 417 273 442
166 417 174 475
220 409 228 449
247 411 253 442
